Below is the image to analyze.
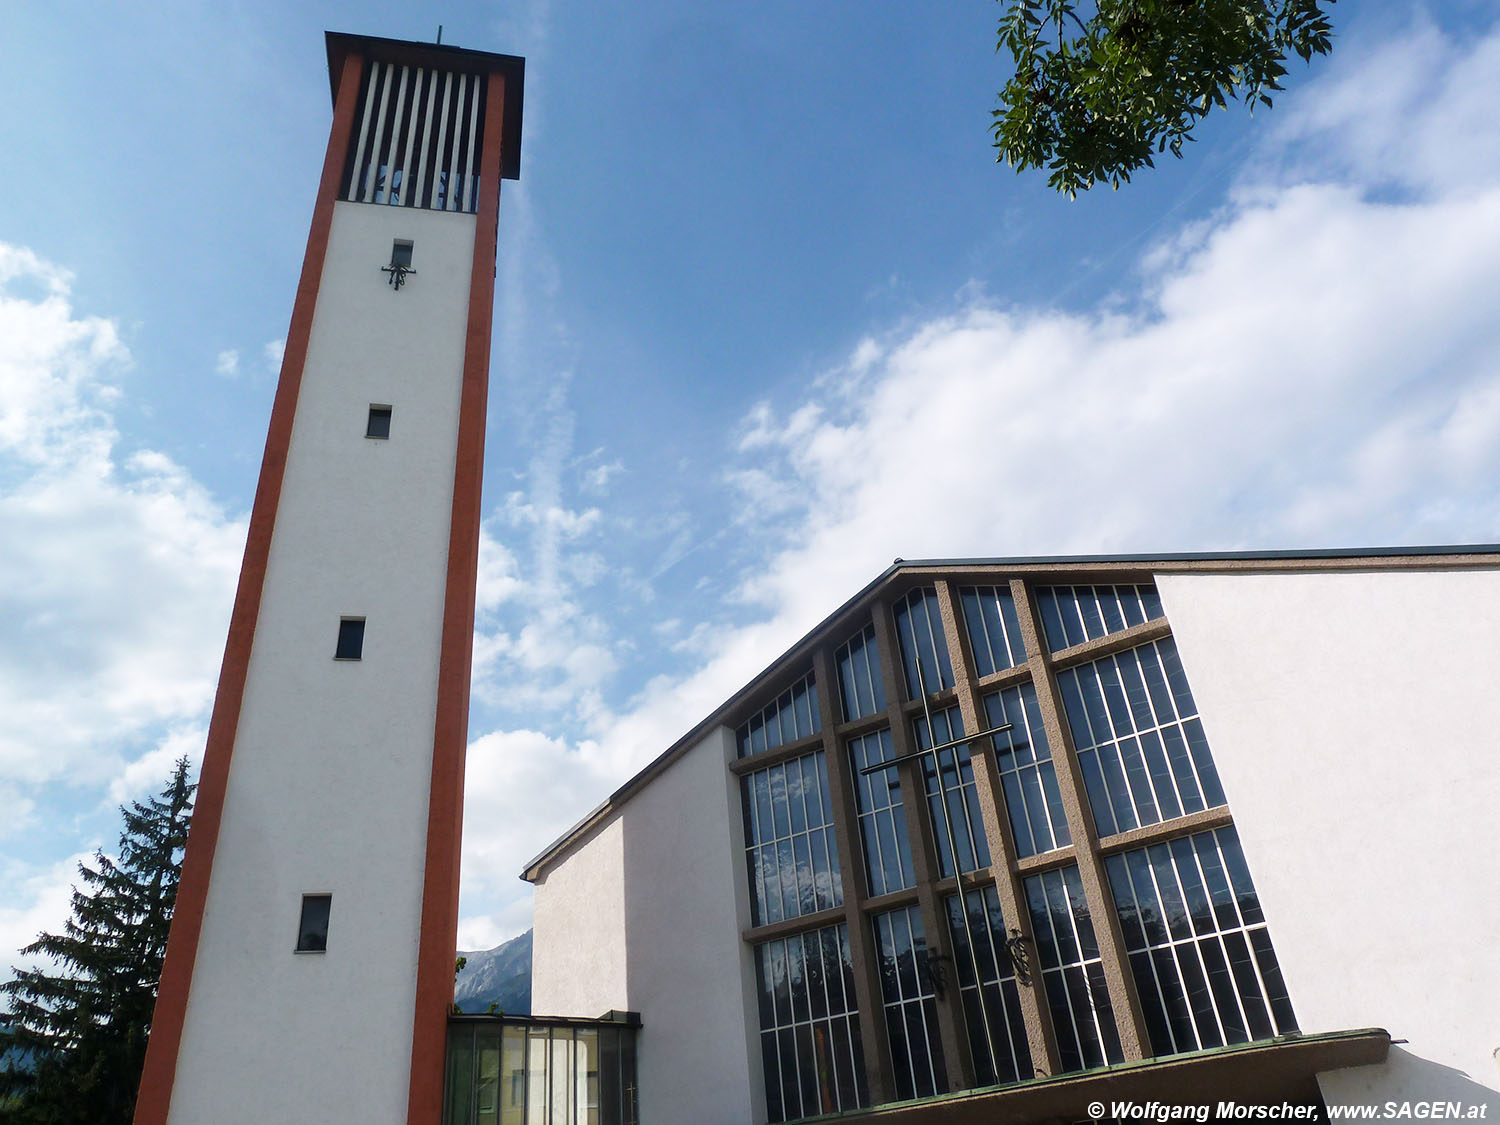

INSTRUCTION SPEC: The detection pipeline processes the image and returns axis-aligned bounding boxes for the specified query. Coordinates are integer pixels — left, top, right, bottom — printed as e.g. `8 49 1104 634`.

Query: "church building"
132 26 1500 1125
525 549 1500 1123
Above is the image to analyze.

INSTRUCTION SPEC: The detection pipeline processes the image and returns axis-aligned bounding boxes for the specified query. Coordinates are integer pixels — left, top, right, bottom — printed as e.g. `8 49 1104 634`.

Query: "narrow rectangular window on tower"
296 894 332 953
366 405 392 439
390 239 413 268
334 617 365 660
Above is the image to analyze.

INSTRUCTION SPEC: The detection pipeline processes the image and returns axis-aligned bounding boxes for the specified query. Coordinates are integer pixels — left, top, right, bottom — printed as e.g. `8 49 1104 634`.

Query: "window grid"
1058 637 1227 838
872 906 947 1102
1105 827 1296 1057
1036 584 1164 652
914 706 990 877
1024 866 1124 1073
738 670 821 758
734 572 1289 1109
755 924 868 1123
848 729 916 897
959 585 1028 678
893 586 955 699
983 682 1070 858
742 752 843 927
836 623 887 722
944 886 1034 1087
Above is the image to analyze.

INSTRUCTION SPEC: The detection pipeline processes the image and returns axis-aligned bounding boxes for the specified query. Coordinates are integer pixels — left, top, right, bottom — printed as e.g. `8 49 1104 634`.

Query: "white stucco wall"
1157 568 1500 1109
531 817 629 1016
169 202 477 1123
532 726 764 1125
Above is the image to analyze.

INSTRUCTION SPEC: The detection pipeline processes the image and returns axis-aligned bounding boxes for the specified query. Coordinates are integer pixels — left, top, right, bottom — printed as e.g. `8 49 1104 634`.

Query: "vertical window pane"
848 729 917 896
737 671 823 757
893 587 955 699
914 707 990 876
1023 867 1123 1072
836 624 887 721
296 893 332 952
944 885 1034 1086
959 585 1028 678
500 1026 525 1125
984 683 1070 857
1035 584 1165 651
1059 638 1228 838
1105 825 1297 1057
872 907 947 1101
755 925 869 1122
742 752 843 925
447 1026 476 1125
334 617 365 660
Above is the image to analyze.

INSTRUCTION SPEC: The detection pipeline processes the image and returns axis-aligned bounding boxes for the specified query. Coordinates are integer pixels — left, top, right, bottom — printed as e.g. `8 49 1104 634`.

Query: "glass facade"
892 586 955 699
722 576 1292 1121
848 729 916 897
742 752 843 926
944 886 1034 1087
959 585 1028 677
872 906 947 1101
1035 583 1165 651
1024 866 1123 1073
914 706 989 877
1106 826 1297 1055
444 1018 637 1125
738 671 821 758
1058 637 1227 837
835 624 886 722
983 682 1069 858
754 924 868 1122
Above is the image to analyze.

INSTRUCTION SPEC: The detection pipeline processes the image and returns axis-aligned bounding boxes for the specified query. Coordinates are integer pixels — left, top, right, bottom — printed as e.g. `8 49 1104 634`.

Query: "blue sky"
3 1 1500 962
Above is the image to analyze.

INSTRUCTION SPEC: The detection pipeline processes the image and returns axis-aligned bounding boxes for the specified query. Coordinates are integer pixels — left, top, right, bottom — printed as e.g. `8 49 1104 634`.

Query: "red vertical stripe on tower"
131 50 366 1125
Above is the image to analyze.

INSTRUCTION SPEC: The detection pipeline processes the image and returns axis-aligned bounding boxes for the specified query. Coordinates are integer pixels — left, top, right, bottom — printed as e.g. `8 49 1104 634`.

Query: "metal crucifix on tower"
857 657 1013 1084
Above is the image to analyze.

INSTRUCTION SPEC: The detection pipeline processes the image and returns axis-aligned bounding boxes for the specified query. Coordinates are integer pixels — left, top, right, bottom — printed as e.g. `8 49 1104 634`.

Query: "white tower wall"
166 203 477 1123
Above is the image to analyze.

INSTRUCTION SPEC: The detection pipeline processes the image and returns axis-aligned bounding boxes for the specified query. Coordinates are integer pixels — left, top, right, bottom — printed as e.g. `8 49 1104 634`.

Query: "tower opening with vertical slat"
133 33 523 1125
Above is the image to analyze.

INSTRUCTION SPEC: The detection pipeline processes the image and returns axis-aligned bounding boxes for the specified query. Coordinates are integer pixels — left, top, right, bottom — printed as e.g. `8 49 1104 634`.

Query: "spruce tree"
0 757 194 1125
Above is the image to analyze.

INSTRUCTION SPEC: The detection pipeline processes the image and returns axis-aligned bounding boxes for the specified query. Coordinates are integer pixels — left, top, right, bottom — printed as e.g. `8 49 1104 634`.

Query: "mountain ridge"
454 928 531 1015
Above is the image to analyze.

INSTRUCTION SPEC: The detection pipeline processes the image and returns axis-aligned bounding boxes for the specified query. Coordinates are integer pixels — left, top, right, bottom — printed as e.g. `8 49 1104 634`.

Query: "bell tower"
135 33 524 1125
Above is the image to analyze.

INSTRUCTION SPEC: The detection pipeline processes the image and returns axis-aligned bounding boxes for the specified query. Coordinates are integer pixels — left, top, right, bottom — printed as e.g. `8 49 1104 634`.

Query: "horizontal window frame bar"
1096 805 1234 857
1049 618 1173 671
728 731 827 775
741 905 847 946
970 662 1035 695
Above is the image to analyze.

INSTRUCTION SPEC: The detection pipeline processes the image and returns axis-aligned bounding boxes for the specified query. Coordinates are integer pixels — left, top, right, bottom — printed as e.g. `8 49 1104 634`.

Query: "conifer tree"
0 757 194 1125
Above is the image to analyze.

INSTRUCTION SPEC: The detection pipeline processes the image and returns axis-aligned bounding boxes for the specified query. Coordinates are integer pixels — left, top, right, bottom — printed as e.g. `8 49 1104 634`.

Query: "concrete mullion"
934 580 1061 1079
1009 579 1151 1063
812 645 894 1106
872 597 970 1094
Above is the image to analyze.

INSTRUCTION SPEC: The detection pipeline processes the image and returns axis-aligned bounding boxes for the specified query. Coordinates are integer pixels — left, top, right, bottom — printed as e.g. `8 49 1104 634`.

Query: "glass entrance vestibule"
444 1012 640 1125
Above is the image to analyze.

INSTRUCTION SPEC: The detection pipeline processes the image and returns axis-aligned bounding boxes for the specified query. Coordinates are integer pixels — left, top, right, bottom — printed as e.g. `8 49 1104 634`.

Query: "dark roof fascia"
886 543 1500 569
521 544 1500 880
324 31 525 180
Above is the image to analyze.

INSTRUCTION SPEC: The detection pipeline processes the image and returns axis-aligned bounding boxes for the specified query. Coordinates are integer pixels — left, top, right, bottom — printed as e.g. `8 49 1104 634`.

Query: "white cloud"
214 349 239 378
0 852 93 975
263 337 285 371
577 454 624 495
456 19 1500 944
107 725 204 805
0 243 244 799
